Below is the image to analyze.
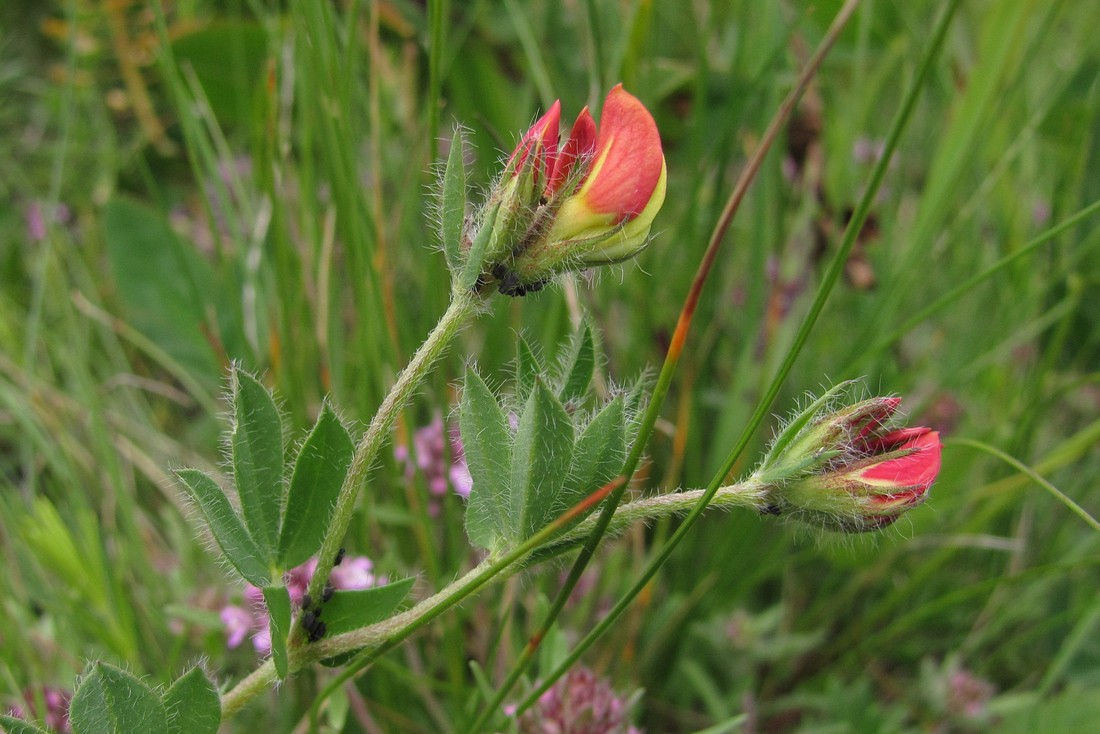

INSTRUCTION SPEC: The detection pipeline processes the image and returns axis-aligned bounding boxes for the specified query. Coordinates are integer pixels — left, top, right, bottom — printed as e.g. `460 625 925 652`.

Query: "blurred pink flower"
516 667 642 734
397 414 471 502
6 686 72 733
221 554 383 654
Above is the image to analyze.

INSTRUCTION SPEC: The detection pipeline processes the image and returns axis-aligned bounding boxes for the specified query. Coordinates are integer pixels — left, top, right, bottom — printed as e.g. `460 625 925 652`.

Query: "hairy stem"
220 477 769 718
221 288 482 718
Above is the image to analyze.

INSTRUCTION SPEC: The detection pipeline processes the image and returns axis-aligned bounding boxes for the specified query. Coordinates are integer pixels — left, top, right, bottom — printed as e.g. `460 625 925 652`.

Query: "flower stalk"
301 290 484 628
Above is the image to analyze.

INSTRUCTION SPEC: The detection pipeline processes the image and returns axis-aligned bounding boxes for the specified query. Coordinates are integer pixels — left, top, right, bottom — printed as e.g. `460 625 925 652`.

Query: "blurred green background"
1 0 1099 731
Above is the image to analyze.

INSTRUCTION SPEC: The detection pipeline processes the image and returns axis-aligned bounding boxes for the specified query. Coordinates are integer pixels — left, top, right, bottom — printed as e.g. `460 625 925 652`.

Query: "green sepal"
175 469 270 587
277 403 354 568
460 368 513 550
230 367 284 562
69 662 168 734
511 378 574 540
460 201 501 291
263 585 292 680
163 667 221 734
441 128 468 275
760 382 850 474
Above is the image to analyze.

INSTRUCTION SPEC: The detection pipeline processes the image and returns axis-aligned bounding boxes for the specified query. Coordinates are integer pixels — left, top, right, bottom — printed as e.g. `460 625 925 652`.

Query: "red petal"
547 107 597 196
861 430 942 488
582 84 663 223
862 426 932 454
507 100 561 175
851 397 902 444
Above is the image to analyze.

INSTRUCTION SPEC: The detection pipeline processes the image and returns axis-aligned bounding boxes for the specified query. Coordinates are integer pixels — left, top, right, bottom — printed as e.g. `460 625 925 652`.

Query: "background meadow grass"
2 0 1099 731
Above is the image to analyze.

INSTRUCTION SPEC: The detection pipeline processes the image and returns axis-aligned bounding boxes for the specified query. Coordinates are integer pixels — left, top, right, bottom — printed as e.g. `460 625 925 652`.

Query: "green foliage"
555 319 596 403
510 378 575 540
66 664 221 734
230 368 284 561
178 370 360 587
102 197 223 386
262 586 291 680
0 715 49 734
162 668 221 734
169 23 267 129
459 201 501 291
4 0 1100 731
461 367 514 551
69 663 168 734
277 403 354 569
461 322 634 552
175 469 271 587
322 578 416 636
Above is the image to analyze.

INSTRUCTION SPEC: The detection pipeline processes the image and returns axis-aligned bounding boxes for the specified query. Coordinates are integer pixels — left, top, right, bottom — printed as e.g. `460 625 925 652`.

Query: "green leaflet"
69 663 168 734
0 715 49 734
278 403 354 568
562 397 626 514
516 336 543 403
175 469 270 587
322 578 415 636
459 201 501 291
461 368 513 550
264 585 292 680
163 668 221 734
556 320 595 403
230 368 284 562
510 378 574 540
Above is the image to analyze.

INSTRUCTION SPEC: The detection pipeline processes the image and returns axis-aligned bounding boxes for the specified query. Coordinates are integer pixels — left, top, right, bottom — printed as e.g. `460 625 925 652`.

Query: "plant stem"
515 0 961 716
304 289 482 603
476 1 867 728
221 288 482 718
221 477 770 719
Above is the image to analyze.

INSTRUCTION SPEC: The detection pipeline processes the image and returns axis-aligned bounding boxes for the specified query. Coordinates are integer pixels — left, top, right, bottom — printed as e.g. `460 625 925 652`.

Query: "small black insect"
301 609 327 643
321 584 334 604
306 619 327 643
301 593 313 610
334 547 346 566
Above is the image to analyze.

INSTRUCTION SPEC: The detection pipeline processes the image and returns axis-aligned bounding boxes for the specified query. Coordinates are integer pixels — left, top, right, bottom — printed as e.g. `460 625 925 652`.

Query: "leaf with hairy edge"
278 403 354 568
69 662 168 734
163 667 220 734
176 469 270 587
562 397 625 514
557 320 595 403
0 715 50 734
461 368 513 550
516 336 542 403
263 586 291 680
441 128 468 275
511 378 574 540
231 367 284 562
459 201 501 290
322 578 415 636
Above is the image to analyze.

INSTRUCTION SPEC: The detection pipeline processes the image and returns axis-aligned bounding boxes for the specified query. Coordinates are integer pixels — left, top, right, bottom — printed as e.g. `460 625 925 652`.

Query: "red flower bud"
488 85 666 295
761 393 942 533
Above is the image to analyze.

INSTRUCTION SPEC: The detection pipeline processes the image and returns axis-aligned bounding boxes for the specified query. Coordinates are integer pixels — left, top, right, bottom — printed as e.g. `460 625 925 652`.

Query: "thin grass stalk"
513 0 960 717
462 1 868 728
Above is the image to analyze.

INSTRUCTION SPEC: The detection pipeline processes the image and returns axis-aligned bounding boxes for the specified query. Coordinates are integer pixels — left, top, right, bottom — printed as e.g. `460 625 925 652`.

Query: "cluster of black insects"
299 547 345 643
